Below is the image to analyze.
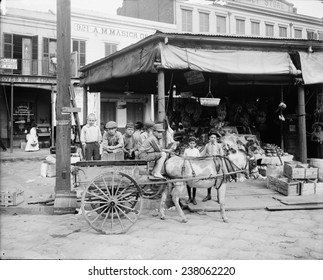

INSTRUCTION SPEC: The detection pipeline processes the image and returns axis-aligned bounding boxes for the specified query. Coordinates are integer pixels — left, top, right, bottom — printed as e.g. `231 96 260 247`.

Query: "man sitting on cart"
138 123 171 180
101 121 124 160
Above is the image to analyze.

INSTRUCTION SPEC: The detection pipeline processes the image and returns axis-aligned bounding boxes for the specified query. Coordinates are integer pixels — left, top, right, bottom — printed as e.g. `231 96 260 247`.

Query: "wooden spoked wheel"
81 171 143 234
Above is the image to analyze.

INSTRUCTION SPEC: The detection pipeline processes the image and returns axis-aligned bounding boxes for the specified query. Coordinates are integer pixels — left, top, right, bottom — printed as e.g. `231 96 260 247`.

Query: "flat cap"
125 122 134 129
144 121 155 129
105 121 117 129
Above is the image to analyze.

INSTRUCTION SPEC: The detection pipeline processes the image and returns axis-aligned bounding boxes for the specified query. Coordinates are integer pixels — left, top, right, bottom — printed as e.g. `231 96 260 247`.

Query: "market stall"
80 31 323 163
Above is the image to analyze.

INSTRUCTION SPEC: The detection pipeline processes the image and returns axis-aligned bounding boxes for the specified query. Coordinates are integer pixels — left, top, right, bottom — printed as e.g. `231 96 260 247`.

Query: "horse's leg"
159 183 171 220
218 183 229 223
171 182 188 223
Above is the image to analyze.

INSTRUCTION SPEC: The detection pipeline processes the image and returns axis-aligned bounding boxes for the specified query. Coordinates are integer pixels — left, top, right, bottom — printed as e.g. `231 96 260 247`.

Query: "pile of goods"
262 143 289 157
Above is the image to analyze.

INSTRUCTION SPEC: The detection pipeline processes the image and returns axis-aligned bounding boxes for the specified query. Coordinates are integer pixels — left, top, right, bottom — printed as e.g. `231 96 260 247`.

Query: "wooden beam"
297 85 307 163
157 70 165 122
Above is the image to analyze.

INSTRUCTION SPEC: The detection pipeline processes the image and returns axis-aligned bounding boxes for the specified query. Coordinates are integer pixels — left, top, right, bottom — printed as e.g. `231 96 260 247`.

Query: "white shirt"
184 147 200 157
80 124 102 144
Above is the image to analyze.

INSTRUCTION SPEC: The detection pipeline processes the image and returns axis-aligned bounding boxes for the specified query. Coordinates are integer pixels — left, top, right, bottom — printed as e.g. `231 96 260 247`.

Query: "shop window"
72 39 86 67
236 19 245 35
199 12 209 33
216 15 226 34
279 26 287 38
265 24 274 37
104 43 118 57
251 21 260 36
182 9 193 32
294 29 302 39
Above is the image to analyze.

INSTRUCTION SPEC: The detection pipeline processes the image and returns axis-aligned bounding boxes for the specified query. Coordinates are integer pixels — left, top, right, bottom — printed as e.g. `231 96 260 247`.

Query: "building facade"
1 0 322 149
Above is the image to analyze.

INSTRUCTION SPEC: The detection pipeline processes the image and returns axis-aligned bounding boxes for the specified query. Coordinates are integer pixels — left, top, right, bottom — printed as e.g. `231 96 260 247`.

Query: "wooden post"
157 70 165 122
297 85 307 163
54 0 76 214
10 82 13 153
50 84 55 147
83 86 88 125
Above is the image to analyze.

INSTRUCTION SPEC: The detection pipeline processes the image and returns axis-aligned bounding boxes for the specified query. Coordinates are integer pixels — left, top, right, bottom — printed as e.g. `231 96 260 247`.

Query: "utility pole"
54 0 76 214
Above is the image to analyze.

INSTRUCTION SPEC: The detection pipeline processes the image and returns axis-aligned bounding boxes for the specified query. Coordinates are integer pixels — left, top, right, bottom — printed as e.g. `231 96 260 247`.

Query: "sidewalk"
0 148 51 162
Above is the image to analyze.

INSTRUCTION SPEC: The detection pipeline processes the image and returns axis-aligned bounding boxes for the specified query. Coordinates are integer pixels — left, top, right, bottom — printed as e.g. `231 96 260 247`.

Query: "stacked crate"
267 161 320 196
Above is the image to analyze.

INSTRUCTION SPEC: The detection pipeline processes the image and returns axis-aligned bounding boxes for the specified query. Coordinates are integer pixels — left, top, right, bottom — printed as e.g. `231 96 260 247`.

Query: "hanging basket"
199 77 221 107
199 97 221 107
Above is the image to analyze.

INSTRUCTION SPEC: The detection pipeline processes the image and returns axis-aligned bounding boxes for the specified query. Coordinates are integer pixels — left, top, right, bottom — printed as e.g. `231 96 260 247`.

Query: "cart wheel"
81 171 143 234
141 183 165 199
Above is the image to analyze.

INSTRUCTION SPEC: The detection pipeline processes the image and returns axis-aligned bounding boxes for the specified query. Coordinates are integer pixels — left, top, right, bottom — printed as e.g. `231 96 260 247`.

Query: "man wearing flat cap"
102 121 124 160
138 123 171 179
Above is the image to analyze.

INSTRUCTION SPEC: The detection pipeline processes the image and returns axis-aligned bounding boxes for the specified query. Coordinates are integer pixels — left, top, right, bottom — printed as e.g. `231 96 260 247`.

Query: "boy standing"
80 113 102 160
183 136 200 205
200 130 224 202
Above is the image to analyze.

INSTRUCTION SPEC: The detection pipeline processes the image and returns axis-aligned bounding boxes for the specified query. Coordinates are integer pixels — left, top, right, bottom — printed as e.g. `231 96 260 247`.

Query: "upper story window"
307 30 315 39
265 24 274 37
105 43 118 57
251 21 260 36
236 19 245 35
318 32 323 40
294 29 302 39
182 9 193 32
279 26 287 38
72 39 86 67
199 12 209 33
43 38 57 75
216 15 226 34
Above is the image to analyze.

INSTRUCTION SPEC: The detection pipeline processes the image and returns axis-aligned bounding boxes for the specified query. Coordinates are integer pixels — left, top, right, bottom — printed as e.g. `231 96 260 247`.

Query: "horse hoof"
160 216 165 220
223 218 229 223
181 219 188 223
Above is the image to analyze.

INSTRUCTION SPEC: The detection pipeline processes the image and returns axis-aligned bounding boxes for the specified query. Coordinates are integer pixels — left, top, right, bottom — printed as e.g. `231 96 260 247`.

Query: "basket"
199 97 220 107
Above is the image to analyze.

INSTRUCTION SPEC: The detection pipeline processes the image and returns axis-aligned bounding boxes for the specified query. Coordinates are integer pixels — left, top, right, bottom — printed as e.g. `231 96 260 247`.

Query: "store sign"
0 75 56 84
74 23 150 39
0 58 17 69
237 0 291 13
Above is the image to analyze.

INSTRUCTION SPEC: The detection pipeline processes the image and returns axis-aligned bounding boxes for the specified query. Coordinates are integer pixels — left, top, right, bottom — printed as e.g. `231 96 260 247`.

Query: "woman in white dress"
25 123 39 151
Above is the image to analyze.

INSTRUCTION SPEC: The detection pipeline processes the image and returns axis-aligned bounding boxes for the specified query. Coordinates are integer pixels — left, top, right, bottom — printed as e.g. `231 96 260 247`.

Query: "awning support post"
10 82 13 153
297 84 307 163
157 69 166 122
83 86 88 124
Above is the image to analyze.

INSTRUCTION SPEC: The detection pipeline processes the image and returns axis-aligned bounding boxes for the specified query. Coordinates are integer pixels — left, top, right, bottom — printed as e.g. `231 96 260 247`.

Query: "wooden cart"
73 159 246 235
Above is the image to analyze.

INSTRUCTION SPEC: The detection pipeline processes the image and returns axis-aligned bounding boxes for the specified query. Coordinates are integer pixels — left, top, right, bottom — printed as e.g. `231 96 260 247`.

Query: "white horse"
159 151 257 223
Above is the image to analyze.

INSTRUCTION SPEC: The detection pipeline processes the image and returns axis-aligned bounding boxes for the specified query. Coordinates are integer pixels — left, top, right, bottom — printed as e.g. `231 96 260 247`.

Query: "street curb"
0 157 47 162
0 205 54 215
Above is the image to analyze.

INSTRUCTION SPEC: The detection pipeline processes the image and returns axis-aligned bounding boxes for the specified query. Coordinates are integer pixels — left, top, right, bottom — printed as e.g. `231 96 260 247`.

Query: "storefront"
80 32 323 161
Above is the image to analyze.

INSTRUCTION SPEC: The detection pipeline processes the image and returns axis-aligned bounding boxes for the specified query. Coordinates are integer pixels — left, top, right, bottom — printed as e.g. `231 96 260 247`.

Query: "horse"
159 150 258 223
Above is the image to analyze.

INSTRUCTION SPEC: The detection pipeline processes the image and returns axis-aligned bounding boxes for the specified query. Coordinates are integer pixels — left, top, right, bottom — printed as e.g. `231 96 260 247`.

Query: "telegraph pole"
54 0 76 214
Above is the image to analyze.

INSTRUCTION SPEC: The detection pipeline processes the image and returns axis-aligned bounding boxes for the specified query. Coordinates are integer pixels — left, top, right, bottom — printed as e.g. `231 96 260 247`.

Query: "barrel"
53 191 77 214
309 158 323 181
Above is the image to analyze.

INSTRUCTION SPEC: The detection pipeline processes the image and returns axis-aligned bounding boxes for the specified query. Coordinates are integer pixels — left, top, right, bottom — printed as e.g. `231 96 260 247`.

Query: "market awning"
299 52 323 85
159 44 299 76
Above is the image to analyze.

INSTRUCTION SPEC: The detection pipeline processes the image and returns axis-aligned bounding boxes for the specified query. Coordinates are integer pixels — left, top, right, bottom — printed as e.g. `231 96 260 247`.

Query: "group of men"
80 113 171 179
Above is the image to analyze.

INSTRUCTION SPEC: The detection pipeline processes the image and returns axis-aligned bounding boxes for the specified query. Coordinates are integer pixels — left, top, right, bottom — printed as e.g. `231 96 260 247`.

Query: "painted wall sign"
237 0 292 13
74 23 150 39
0 58 18 69
0 75 56 84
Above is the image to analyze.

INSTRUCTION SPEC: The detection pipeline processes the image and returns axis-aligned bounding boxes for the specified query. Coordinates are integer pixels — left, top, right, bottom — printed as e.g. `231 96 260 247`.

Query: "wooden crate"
314 182 323 195
299 181 315 195
267 175 300 196
0 190 24 206
284 162 318 180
